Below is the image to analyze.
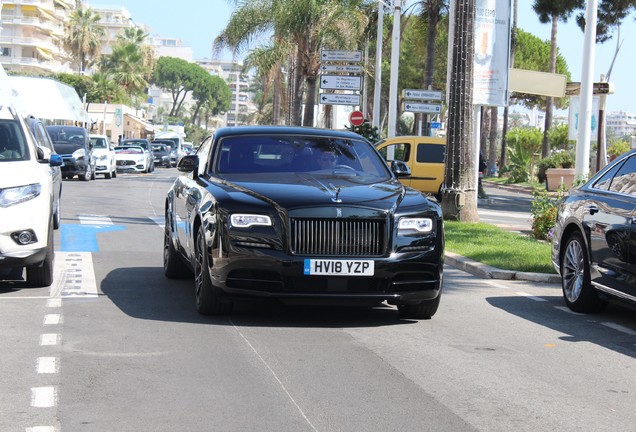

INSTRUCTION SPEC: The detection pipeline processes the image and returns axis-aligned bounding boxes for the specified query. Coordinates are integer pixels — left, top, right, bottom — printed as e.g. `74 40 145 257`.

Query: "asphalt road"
1 171 635 432
479 182 534 234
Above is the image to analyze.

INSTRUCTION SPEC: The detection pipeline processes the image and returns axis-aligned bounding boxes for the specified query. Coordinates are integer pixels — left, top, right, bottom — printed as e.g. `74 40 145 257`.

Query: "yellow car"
375 136 446 200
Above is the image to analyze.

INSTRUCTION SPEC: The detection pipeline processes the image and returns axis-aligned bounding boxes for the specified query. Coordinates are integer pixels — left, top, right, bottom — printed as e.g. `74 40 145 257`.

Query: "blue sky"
116 0 635 113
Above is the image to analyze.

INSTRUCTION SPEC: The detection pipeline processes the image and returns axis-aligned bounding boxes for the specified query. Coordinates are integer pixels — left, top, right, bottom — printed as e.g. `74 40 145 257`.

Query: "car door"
375 140 412 188
585 154 636 297
409 139 446 195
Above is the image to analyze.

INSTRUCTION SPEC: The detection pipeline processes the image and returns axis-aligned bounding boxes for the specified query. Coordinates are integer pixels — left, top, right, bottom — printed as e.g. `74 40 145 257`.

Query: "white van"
154 131 184 162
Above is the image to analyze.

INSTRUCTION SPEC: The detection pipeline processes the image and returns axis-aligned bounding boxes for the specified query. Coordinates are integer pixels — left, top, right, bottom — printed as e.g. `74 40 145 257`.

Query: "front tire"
398 294 441 319
80 165 92 181
26 221 54 287
194 224 232 315
561 232 606 313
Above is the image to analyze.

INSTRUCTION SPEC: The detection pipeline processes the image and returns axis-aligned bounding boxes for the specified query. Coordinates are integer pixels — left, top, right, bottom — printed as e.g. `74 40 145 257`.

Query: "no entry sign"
349 110 364 127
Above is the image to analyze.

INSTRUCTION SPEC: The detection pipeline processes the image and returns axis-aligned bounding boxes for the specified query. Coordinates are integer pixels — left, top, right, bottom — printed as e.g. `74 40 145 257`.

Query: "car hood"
220 173 413 210
0 160 47 189
92 148 112 156
53 143 84 155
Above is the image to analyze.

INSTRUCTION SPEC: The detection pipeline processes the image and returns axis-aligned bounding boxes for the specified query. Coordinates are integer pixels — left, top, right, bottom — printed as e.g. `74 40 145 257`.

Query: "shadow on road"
99 266 453 329
486 295 636 360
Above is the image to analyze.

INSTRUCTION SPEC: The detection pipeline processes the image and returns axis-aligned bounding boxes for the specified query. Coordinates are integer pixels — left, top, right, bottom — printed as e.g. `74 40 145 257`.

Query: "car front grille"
116 160 135 166
290 219 385 256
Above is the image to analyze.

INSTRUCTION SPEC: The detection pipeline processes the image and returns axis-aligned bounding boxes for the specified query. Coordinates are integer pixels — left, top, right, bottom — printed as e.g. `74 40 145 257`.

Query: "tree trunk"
292 49 304 126
303 75 317 127
542 13 559 158
441 0 478 222
272 68 281 125
480 106 489 158
422 2 441 137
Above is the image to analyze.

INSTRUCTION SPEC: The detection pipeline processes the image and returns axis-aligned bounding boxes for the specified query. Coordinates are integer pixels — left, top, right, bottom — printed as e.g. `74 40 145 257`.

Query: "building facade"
606 111 636 137
0 0 74 74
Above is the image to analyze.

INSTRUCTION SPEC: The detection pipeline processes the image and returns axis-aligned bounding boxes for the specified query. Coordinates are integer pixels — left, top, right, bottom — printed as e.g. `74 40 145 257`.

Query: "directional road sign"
319 93 361 106
319 75 362 91
402 89 443 101
321 50 363 62
320 64 363 74
403 102 442 114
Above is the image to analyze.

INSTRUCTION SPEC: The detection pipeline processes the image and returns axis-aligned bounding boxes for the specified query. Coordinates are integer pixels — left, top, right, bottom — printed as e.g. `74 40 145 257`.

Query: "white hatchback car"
0 104 63 286
90 134 117 179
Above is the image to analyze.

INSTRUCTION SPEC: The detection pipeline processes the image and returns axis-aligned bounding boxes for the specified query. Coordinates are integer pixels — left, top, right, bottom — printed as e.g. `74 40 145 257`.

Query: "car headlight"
230 214 272 228
398 217 433 233
96 154 108 161
72 148 86 160
0 184 42 207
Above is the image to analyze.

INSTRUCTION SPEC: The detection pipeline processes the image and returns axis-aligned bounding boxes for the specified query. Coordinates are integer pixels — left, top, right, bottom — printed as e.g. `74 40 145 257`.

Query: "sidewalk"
446 180 561 284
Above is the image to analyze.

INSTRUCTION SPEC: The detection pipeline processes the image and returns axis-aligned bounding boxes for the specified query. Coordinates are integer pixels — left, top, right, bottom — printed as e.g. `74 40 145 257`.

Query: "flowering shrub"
531 187 565 241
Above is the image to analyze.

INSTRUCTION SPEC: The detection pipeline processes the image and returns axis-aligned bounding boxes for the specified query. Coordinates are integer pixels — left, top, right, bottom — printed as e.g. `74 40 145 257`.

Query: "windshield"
115 146 143 154
90 137 108 149
215 135 391 181
0 120 29 162
122 140 149 150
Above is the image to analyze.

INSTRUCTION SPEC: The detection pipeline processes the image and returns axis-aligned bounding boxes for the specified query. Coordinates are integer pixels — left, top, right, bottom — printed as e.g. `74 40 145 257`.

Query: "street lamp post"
387 0 401 138
575 0 599 180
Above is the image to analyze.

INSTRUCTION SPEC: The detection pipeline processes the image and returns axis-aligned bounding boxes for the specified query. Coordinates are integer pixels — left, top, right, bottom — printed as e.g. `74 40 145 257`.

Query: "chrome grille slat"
291 219 384 256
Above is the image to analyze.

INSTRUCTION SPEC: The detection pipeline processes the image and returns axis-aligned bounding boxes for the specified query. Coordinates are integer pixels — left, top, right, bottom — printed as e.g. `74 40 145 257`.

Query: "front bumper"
211 247 443 305
61 157 89 177
116 160 145 173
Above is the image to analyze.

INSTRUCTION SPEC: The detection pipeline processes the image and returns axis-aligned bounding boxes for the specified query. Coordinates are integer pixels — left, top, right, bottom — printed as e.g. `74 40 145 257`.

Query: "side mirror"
49 154 63 167
390 160 411 178
178 154 198 174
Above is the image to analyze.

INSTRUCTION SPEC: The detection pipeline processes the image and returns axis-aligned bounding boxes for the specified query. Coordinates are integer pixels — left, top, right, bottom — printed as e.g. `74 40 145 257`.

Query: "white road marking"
25 427 55 432
51 252 98 299
150 216 165 228
516 292 548 302
43 314 61 325
601 322 636 336
478 209 532 220
231 319 319 432
79 214 113 225
36 357 57 374
46 298 61 308
31 387 56 408
40 334 59 346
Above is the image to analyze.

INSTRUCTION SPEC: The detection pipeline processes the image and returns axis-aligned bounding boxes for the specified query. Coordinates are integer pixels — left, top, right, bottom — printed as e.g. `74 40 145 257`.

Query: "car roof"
212 125 367 141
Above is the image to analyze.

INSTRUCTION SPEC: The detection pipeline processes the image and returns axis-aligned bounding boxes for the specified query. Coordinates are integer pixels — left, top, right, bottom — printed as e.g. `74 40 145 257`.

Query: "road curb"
445 251 560 284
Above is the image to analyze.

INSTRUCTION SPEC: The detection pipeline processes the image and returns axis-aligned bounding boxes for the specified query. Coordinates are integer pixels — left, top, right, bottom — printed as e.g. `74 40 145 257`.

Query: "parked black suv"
45 125 96 181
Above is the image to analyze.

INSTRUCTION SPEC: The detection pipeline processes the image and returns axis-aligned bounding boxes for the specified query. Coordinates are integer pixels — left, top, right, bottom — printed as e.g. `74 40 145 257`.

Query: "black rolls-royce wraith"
164 126 444 319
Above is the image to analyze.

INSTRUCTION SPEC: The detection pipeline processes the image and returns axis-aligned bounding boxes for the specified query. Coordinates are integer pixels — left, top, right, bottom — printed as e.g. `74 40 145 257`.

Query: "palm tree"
442 0 477 221
63 6 105 73
532 0 581 158
105 43 148 102
217 0 368 127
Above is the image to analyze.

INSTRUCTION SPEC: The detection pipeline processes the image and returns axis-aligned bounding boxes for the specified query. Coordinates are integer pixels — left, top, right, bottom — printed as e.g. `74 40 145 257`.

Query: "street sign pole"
372 1 386 131
387 0 401 138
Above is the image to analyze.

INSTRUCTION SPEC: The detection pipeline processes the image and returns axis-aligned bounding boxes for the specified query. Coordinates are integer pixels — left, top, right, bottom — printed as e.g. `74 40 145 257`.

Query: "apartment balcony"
0 55 63 73
0 14 61 33
0 35 59 54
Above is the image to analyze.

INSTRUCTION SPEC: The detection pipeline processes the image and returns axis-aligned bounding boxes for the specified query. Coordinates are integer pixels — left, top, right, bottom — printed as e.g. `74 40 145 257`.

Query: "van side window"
416 144 445 163
379 143 409 162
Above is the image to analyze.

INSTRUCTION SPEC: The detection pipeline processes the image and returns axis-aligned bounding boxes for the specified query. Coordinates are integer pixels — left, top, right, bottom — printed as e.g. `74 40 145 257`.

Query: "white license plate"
304 259 374 276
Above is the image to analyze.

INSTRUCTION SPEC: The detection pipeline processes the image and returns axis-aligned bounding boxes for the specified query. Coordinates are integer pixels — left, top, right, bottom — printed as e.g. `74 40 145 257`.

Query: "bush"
536 151 574 182
531 187 565 240
607 140 630 160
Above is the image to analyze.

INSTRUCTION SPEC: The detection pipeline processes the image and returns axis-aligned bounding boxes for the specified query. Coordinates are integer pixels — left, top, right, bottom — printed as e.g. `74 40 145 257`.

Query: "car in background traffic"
0 104 63 286
90 134 117 179
552 148 636 313
24 114 62 229
164 126 444 319
375 136 446 201
182 141 194 155
121 138 154 172
114 145 149 174
46 125 96 181
151 142 171 167
152 139 178 167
